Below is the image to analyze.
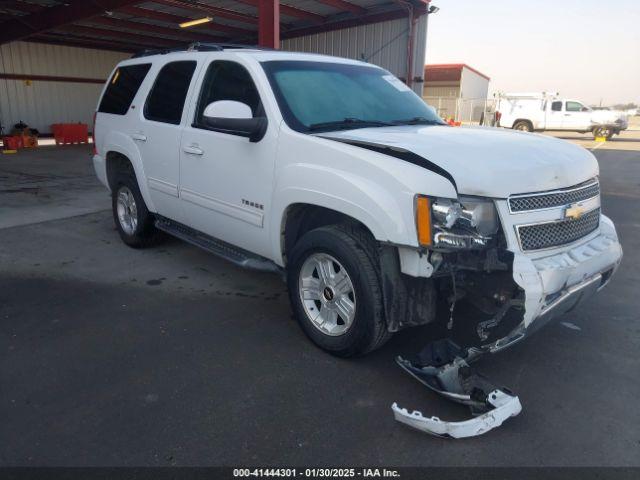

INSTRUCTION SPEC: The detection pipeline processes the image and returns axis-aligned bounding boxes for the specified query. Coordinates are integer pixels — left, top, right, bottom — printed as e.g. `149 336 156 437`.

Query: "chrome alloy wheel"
298 253 356 336
116 186 138 235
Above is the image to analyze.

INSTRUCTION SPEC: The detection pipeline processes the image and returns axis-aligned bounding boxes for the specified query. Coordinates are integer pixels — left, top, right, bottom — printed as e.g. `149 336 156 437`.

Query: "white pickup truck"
496 93 628 139
93 45 622 361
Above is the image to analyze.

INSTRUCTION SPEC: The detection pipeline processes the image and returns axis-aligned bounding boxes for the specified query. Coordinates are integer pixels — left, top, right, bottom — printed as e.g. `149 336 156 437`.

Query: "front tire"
593 125 614 140
111 174 163 248
287 224 391 357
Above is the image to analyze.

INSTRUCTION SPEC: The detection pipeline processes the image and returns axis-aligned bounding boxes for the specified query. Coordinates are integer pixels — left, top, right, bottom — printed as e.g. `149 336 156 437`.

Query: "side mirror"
202 100 267 143
581 107 590 112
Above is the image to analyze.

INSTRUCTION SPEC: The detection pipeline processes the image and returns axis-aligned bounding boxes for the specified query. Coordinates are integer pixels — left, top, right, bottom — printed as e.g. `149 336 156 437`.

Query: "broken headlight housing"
416 195 499 250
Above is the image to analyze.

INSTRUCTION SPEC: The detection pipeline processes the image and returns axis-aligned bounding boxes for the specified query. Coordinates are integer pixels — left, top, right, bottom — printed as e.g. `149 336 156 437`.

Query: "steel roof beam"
88 16 225 42
0 0 144 45
282 7 409 39
233 0 325 23
313 0 366 15
258 0 279 49
151 0 259 26
117 5 253 37
56 24 179 48
0 0 44 14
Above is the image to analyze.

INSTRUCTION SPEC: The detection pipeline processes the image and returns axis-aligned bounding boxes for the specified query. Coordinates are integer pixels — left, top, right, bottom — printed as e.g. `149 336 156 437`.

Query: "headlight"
416 195 499 249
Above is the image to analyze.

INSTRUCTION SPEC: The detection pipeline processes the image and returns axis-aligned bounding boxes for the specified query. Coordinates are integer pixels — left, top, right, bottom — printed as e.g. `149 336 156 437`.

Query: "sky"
425 0 640 106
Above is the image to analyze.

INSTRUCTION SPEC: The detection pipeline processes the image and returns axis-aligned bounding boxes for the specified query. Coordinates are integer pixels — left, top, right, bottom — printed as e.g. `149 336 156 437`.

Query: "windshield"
261 60 444 133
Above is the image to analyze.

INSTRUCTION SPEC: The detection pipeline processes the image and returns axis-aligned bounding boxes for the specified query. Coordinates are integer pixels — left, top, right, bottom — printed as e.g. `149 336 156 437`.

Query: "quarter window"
99 64 151 115
194 61 262 129
144 61 197 125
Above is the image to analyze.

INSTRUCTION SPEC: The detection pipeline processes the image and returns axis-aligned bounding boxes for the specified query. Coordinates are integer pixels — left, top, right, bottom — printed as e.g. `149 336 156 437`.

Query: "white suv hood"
323 125 599 198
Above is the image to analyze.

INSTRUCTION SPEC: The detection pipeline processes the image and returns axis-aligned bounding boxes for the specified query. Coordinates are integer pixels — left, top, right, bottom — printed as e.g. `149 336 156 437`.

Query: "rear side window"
551 101 563 112
99 64 151 115
194 61 262 129
144 61 197 125
566 101 584 112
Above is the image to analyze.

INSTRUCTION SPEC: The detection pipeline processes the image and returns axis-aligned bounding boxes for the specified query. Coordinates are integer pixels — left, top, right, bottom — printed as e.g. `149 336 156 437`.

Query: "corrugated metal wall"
0 42 128 134
282 14 428 95
424 84 461 97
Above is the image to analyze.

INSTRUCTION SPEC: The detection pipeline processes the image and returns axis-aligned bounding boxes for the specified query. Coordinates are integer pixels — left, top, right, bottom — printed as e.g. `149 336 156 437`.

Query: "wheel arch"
513 119 534 131
280 203 378 266
103 132 155 213
281 204 438 336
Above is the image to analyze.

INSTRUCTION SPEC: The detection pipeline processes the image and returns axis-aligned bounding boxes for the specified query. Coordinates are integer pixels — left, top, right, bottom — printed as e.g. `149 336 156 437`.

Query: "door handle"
564 114 571 116
131 133 147 142
183 145 204 156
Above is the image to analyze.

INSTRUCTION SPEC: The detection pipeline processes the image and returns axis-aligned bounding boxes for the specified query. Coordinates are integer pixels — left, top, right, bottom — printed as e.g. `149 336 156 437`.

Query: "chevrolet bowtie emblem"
565 203 586 220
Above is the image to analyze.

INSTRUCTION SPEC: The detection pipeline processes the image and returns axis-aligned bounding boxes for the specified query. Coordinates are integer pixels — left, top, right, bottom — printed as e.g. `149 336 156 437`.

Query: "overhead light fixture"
179 17 213 28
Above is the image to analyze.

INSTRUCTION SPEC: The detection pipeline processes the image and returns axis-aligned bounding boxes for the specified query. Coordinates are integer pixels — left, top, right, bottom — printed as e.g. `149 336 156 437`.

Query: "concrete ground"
1 132 639 467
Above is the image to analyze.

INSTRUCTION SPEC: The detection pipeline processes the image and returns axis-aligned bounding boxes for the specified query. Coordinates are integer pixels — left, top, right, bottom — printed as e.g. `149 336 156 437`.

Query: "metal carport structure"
0 0 433 134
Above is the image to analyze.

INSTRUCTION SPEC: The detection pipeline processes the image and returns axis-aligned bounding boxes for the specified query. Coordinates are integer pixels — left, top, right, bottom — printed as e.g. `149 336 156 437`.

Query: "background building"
423 63 490 122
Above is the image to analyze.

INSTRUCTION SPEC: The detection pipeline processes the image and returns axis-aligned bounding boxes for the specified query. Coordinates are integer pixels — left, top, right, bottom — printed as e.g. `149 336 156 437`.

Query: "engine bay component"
391 339 522 438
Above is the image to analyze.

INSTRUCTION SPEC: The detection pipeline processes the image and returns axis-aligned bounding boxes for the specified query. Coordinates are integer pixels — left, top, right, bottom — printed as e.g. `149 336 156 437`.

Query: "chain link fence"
424 96 497 126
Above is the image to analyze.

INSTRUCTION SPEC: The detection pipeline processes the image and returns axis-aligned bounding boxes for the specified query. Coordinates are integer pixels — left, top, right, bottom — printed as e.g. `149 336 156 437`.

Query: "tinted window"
261 61 443 133
194 61 262 128
551 101 563 112
99 64 151 115
566 101 585 112
144 61 197 125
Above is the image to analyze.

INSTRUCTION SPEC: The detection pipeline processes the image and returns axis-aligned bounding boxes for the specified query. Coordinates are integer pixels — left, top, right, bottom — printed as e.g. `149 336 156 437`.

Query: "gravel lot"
1 129 639 466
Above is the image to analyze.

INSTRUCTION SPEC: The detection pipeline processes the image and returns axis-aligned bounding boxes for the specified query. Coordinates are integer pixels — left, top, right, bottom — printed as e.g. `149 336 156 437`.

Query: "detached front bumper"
490 214 622 352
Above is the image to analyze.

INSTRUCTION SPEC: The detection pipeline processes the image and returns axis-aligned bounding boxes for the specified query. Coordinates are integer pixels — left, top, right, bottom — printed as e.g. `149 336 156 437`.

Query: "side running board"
155 216 282 274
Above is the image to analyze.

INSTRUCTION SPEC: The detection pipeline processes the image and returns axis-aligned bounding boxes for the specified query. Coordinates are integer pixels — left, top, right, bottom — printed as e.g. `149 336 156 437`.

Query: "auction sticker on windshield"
382 75 412 92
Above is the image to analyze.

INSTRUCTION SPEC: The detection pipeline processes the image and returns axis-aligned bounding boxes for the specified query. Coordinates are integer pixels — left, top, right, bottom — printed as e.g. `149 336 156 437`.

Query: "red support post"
258 0 280 49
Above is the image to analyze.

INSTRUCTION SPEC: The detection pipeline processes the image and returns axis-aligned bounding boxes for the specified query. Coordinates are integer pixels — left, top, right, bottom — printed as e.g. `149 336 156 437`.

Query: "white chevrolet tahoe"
496 92 629 139
93 44 622 358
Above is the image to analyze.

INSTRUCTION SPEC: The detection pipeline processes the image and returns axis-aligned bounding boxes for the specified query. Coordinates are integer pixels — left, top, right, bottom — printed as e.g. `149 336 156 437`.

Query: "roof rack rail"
131 42 271 58
188 42 273 52
131 46 186 59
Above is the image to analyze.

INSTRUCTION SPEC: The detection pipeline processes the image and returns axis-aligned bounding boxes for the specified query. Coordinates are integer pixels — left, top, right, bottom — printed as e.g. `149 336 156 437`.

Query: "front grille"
509 181 600 212
517 208 600 251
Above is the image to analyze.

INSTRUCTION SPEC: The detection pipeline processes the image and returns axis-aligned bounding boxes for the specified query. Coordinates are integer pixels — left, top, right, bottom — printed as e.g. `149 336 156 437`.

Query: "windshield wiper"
308 117 395 132
391 116 444 126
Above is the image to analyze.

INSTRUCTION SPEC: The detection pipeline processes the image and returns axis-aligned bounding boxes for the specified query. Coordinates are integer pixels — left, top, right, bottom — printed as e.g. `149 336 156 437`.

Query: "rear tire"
111 173 163 248
287 224 391 357
513 120 533 132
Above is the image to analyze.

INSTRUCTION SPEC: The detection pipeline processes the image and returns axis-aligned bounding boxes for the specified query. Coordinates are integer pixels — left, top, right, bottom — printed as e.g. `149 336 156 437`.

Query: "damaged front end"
392 340 522 439
387 186 622 438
